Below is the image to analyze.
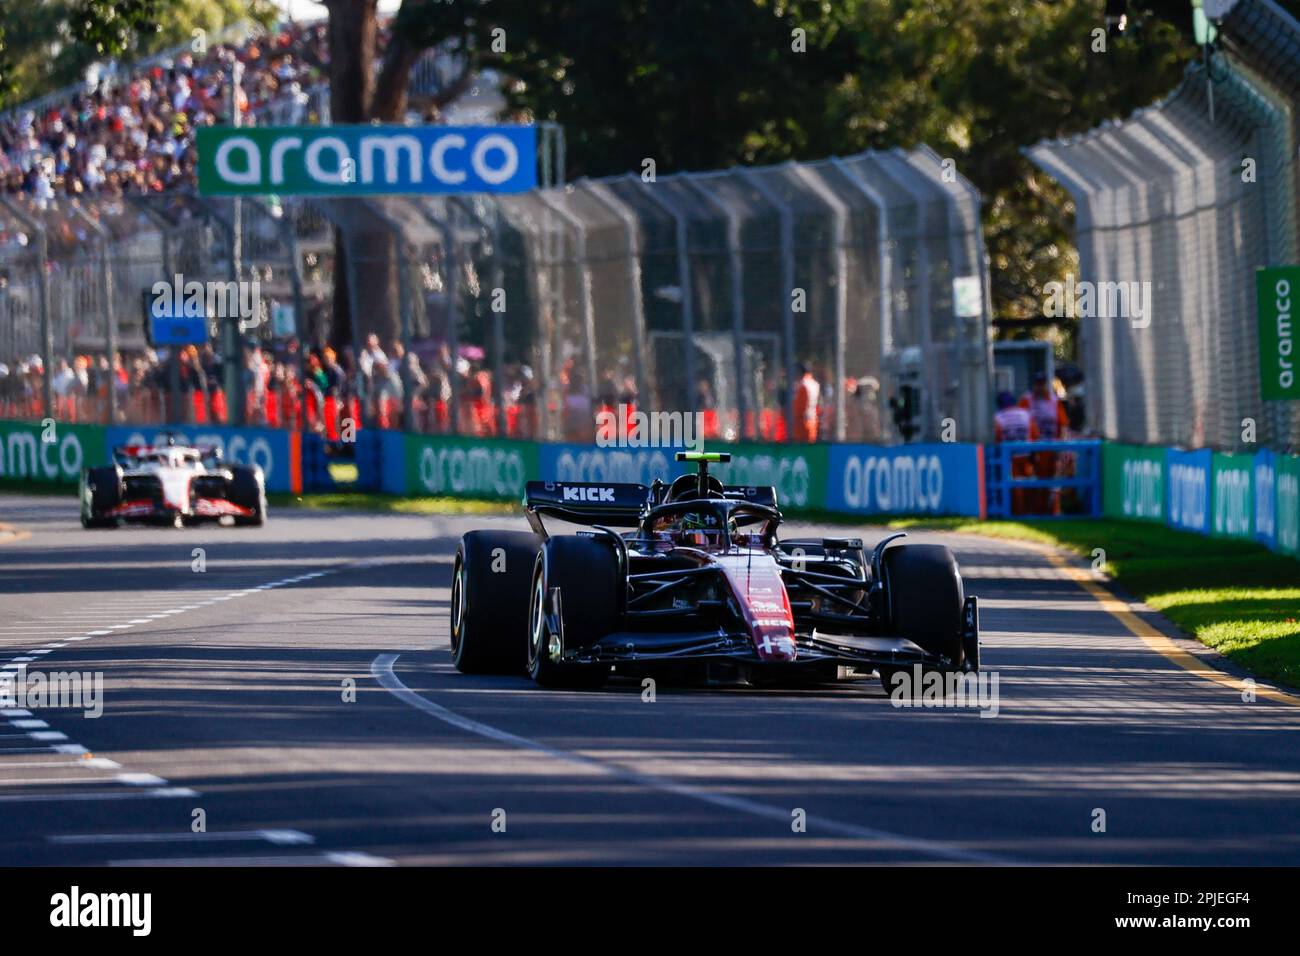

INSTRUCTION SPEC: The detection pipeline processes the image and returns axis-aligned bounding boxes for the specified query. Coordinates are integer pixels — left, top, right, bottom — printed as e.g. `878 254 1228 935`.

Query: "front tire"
228 466 267 527
450 530 540 674
81 466 121 528
882 543 965 668
526 536 619 689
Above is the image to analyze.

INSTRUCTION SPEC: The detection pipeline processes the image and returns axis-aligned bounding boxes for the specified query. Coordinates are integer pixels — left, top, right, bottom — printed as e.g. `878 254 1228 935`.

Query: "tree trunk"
324 0 379 351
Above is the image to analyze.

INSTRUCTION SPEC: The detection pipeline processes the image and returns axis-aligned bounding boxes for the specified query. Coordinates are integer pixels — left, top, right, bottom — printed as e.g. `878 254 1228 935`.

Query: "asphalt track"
1 492 1298 866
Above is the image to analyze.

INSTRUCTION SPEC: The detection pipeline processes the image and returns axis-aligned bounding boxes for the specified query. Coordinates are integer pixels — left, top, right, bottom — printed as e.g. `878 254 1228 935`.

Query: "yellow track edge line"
958 531 1300 708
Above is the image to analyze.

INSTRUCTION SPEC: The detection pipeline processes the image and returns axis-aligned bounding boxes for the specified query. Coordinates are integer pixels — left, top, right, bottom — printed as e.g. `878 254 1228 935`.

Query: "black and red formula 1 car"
80 437 266 528
449 452 978 689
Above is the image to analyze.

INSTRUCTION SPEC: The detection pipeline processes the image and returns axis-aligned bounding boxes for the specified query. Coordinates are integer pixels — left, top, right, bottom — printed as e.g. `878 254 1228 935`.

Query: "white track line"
51 829 314 846
108 851 394 867
0 787 197 803
370 653 1009 865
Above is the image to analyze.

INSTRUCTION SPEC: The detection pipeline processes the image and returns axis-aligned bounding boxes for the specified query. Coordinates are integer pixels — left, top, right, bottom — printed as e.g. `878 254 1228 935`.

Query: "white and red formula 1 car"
80 436 266 528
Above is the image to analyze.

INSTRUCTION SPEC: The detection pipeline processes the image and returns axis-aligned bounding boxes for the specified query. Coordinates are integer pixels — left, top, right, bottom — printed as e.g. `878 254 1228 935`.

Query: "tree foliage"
0 0 274 109
12 0 1286 341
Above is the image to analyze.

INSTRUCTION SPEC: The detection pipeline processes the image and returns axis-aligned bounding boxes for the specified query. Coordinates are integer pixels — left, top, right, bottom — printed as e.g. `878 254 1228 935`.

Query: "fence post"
537 193 598 414
0 197 54 419
411 202 466 435
739 169 797 441
883 153 936 441
193 194 246 427
639 178 698 418
684 175 748 441
830 156 893 428
67 203 118 425
794 164 850 441
580 180 648 434
372 211 415 432
449 196 510 437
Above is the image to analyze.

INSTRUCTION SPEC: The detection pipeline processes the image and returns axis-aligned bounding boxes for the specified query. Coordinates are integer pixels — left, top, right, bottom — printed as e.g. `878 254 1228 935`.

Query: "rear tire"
882 543 965 668
526 536 619 689
450 530 541 674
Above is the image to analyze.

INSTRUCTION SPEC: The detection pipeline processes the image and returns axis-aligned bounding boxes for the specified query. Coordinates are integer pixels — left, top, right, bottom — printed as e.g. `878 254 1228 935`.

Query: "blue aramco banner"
1166 448 1213 534
197 125 537 195
538 444 688 487
826 443 984 516
105 425 296 493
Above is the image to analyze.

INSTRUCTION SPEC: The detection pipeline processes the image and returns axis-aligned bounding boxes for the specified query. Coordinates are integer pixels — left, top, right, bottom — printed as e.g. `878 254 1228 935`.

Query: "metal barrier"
1027 0 1300 454
985 439 1103 519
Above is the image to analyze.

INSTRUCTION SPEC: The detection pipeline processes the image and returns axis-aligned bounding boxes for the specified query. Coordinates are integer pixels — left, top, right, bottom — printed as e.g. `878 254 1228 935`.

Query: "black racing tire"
227 465 267 527
450 530 541 674
526 535 619 689
81 466 121 529
882 543 965 668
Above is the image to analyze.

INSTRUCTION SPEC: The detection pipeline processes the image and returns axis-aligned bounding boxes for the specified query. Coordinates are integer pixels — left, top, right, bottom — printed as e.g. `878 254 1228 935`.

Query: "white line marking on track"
0 787 196 803
116 773 167 787
325 851 396 867
50 828 315 846
370 653 1010 864
108 851 394 867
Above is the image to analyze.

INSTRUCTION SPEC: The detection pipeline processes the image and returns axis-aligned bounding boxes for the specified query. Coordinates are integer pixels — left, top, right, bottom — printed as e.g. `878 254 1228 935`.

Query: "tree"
0 0 274 109
477 0 1196 336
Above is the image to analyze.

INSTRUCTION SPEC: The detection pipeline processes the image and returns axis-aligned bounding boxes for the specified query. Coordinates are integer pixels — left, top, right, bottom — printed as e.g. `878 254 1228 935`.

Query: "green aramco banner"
1256 266 1300 401
197 125 537 196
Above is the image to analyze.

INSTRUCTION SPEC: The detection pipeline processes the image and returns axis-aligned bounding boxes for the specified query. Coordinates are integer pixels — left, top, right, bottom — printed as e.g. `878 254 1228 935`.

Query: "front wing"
558 596 979 672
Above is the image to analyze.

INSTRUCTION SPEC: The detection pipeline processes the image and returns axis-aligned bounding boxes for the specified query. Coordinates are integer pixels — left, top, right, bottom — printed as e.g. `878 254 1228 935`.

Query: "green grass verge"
887 516 1300 689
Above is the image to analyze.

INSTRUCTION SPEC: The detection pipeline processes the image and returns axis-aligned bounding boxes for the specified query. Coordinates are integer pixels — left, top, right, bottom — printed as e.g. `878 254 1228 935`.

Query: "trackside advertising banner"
105 425 300 494
826 443 984 517
539 443 689 487
1254 449 1276 550
1210 453 1254 540
1277 454 1300 557
1095 443 1297 562
401 434 537 502
1165 448 1212 534
1102 443 1164 522
709 444 828 511
197 125 537 196
0 420 105 485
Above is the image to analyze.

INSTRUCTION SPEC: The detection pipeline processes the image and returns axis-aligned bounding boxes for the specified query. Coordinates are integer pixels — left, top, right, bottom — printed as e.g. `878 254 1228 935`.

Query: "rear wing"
721 485 778 509
524 481 649 532
112 443 222 461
